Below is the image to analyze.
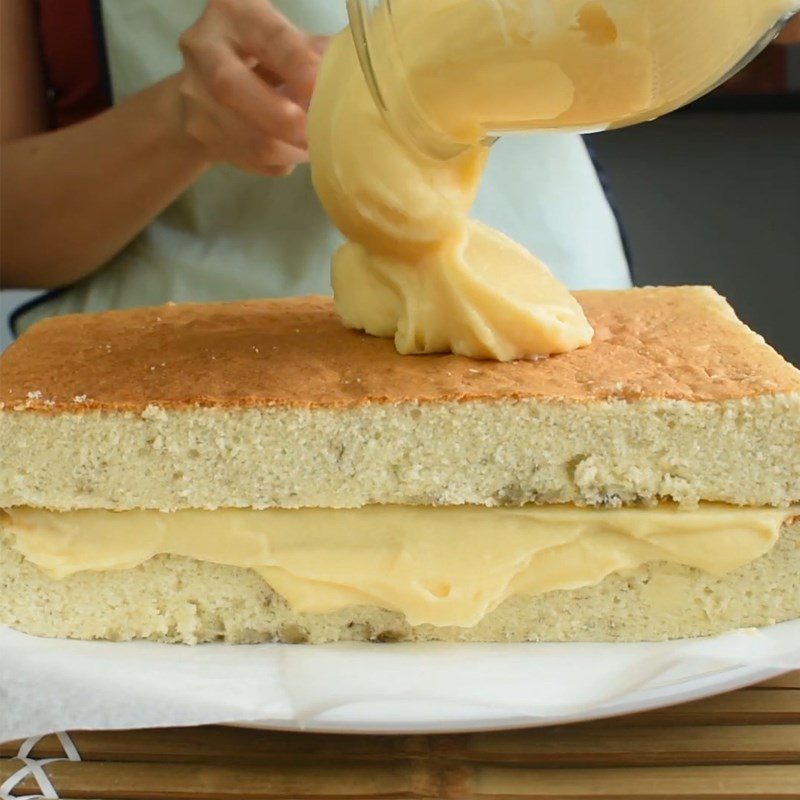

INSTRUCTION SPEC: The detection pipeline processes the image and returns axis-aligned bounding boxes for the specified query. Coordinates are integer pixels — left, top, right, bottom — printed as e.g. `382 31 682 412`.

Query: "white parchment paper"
2 620 799 741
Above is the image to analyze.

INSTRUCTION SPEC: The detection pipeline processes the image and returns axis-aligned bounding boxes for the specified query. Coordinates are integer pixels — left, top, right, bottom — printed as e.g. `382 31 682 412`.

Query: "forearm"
0 75 209 289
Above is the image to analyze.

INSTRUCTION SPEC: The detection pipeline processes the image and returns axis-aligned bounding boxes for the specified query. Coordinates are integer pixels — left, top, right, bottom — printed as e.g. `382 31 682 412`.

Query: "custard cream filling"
308 0 795 360
3 504 795 628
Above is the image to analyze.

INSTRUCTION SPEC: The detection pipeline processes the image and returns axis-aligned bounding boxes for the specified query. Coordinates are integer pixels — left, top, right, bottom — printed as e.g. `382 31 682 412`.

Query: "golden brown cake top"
2 287 798 412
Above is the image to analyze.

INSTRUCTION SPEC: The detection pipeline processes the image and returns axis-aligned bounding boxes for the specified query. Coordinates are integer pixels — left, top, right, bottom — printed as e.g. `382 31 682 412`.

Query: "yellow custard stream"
308 0 796 361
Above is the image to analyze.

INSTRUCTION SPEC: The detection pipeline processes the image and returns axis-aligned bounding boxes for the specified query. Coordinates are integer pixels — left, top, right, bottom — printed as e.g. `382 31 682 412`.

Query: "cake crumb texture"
2 287 798 510
2 392 799 509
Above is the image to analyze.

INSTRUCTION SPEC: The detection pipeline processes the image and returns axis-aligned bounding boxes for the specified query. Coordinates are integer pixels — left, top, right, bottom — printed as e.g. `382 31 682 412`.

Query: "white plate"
3 621 799 741
235 664 789 734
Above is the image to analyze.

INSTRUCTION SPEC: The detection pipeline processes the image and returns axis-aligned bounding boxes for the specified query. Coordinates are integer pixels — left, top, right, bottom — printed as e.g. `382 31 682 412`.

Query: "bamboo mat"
2 671 799 799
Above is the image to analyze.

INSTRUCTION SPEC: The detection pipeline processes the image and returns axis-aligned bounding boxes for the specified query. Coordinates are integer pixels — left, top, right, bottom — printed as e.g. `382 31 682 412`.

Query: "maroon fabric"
38 0 110 128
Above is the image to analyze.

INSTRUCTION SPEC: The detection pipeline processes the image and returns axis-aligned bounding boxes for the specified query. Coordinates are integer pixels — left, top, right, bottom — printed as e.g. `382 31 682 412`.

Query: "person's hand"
178 0 325 176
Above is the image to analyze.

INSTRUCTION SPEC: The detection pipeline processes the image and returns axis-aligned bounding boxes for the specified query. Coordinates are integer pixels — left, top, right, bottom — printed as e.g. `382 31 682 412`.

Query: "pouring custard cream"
309 0 797 360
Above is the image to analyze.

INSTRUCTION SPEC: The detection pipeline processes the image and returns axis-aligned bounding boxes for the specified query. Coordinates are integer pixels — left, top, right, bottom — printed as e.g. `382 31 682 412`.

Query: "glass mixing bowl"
347 0 800 159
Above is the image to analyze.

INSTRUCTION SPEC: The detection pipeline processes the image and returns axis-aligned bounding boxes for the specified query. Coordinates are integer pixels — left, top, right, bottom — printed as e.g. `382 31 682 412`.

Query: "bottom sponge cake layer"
2 521 798 645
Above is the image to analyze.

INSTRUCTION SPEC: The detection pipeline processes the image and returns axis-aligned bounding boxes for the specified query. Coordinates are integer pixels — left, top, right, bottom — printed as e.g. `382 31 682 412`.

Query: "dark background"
590 108 800 366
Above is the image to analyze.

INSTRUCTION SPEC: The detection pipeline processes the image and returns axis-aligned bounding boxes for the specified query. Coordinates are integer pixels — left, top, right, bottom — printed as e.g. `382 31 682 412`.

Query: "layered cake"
1 286 798 643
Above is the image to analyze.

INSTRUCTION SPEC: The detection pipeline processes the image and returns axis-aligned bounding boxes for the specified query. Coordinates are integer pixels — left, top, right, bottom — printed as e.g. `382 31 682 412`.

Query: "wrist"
155 73 211 173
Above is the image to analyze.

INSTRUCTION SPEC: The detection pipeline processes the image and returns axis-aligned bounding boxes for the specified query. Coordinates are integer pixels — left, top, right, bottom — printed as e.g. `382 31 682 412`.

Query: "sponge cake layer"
1 287 798 511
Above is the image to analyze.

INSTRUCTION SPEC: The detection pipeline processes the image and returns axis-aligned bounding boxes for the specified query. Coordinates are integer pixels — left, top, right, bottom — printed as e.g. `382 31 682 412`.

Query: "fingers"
222 0 321 105
183 42 308 147
196 0 321 104
180 73 309 173
178 0 323 175
309 36 331 56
